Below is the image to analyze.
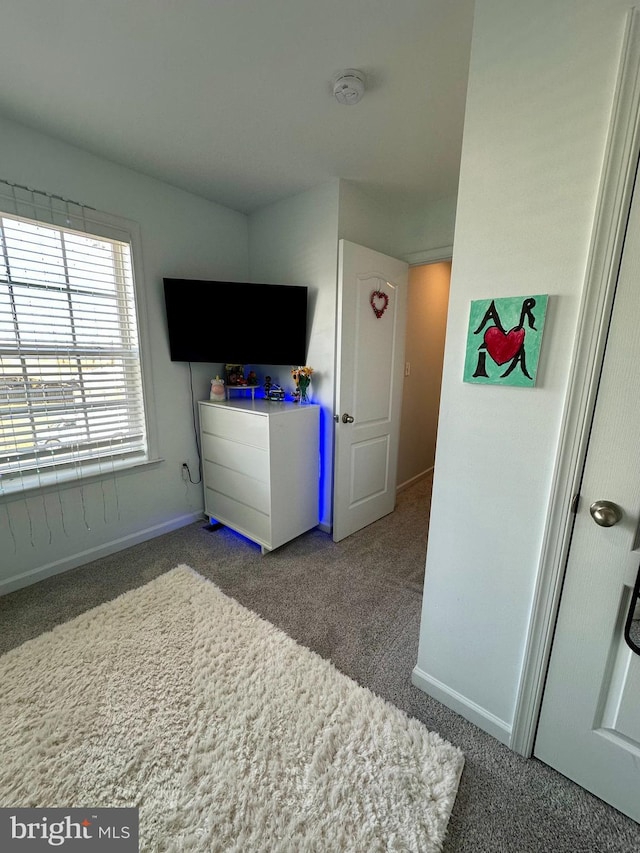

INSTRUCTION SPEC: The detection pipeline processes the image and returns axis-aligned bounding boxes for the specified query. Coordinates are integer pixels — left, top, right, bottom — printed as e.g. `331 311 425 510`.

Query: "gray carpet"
1 474 639 852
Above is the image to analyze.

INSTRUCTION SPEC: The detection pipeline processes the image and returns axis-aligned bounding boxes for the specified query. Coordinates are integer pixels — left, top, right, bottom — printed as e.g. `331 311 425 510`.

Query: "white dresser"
198 399 320 553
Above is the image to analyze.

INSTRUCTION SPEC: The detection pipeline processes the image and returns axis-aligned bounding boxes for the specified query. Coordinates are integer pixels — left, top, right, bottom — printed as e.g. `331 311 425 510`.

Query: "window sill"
0 457 166 501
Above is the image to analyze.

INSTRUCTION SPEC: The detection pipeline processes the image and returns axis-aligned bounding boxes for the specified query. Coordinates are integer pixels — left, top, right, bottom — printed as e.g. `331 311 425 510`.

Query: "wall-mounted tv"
163 279 308 365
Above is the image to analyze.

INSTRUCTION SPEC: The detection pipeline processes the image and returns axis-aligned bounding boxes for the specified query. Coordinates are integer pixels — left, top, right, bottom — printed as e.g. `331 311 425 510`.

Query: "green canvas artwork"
463 294 548 387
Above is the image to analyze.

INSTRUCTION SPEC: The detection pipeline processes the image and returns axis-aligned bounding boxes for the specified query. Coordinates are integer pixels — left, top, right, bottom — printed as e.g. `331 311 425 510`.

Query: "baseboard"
397 467 433 495
318 522 332 534
0 511 205 596
411 665 512 746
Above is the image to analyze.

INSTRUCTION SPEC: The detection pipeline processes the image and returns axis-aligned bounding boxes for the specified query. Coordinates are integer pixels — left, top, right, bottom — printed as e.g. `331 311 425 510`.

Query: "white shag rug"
0 565 463 852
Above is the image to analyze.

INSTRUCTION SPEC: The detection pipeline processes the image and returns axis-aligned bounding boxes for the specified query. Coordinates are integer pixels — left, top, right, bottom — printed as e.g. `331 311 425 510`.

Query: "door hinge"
570 493 581 514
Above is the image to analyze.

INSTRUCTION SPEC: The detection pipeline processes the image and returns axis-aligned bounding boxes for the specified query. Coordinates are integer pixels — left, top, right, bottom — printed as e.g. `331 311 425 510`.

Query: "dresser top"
199 398 318 416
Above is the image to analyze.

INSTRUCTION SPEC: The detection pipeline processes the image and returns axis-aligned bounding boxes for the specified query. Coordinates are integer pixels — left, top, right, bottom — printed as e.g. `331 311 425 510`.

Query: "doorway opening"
397 260 452 493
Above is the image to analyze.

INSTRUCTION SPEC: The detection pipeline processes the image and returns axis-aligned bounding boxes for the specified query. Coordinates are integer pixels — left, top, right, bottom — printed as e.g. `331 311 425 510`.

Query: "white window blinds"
0 182 148 494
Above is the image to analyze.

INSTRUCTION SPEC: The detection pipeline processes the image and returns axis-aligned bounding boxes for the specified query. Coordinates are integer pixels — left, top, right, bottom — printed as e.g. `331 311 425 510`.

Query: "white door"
332 240 408 542
534 156 640 821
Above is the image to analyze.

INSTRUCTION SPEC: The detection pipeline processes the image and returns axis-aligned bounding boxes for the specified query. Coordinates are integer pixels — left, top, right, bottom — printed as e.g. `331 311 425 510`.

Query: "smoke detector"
332 69 366 105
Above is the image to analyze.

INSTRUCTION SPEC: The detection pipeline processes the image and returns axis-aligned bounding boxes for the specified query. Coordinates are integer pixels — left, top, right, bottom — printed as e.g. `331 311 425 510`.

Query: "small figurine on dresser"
209 375 225 401
266 383 285 401
225 364 244 386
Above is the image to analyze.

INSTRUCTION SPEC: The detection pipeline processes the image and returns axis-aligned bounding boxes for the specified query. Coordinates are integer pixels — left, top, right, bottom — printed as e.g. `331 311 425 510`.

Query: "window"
0 187 149 495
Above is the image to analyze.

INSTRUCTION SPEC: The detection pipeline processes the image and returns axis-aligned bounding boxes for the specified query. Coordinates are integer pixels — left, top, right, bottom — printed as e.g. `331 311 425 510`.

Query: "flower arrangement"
291 366 314 403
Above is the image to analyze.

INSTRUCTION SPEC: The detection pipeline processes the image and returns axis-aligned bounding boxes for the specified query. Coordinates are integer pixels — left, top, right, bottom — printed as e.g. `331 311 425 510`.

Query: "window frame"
0 202 158 497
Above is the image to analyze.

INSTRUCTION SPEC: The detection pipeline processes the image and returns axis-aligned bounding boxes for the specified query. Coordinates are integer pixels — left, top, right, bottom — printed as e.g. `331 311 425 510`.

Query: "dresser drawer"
201 434 269 482
200 404 268 449
203 460 270 514
205 488 270 545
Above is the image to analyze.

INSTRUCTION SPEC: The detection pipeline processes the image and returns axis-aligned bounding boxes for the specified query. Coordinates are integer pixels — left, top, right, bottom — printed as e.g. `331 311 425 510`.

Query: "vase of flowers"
291 366 314 403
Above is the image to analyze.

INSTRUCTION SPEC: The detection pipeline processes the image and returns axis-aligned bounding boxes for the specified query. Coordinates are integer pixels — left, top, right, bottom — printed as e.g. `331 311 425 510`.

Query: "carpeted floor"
1 566 463 851
2 474 639 852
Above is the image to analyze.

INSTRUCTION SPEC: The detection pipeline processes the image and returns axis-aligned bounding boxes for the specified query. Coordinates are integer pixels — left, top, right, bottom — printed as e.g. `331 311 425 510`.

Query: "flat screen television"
163 278 308 364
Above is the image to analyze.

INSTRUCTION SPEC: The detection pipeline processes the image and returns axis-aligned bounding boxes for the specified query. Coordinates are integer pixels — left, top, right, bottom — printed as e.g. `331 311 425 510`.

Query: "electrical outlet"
404 361 411 377
181 462 189 481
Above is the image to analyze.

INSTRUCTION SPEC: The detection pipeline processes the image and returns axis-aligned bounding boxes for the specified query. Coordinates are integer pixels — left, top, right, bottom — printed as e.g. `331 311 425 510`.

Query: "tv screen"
163 279 308 365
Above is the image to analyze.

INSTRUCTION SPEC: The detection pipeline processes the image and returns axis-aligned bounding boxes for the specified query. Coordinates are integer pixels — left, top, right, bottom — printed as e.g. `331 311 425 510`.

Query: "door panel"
333 241 408 542
353 275 396 423
350 436 389 503
534 154 640 822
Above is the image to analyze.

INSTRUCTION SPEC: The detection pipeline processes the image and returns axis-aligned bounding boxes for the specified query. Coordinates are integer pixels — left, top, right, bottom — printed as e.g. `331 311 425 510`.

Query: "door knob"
342 413 355 424
589 500 623 527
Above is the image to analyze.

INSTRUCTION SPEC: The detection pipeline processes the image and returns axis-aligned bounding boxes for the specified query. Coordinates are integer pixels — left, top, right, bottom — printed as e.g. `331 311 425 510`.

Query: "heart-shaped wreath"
370 290 389 319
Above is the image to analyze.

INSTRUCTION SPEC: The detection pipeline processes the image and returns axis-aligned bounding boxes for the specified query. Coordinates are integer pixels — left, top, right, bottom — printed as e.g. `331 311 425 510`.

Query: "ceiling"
0 0 475 215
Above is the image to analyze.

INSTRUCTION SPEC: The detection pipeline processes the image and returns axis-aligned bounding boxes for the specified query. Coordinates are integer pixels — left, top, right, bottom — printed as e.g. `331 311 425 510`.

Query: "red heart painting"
370 290 389 319
483 326 525 365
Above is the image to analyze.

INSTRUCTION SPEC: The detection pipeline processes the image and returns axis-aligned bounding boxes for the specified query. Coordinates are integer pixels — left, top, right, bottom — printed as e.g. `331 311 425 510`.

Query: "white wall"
338 180 458 260
0 116 249 593
394 195 458 260
248 181 341 529
414 0 631 742
248 179 456 532
337 181 400 258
